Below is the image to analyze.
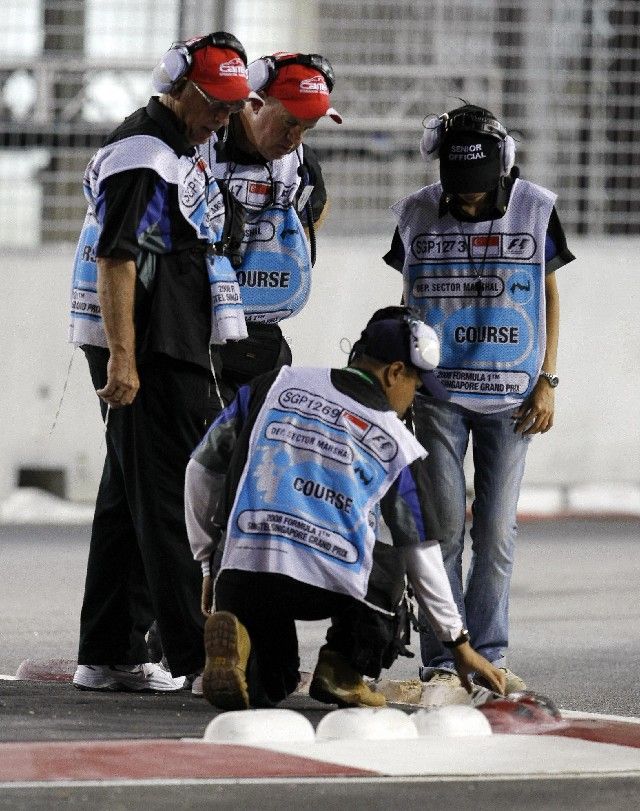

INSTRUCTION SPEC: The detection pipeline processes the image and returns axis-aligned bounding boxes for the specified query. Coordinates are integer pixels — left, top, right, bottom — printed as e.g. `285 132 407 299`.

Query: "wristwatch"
442 629 470 649
539 370 559 388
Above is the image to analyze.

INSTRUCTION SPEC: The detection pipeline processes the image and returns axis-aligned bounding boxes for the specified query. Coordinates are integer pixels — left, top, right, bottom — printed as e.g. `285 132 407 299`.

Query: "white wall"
0 237 638 503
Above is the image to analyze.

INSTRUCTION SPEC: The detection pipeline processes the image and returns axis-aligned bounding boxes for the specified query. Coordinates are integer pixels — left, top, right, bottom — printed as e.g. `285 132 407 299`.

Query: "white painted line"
0 674 19 681
2 771 640 790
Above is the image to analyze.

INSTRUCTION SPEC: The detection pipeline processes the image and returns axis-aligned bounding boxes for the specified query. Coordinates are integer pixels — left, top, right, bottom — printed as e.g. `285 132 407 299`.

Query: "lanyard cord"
343 367 376 386
464 215 495 296
296 150 317 267
224 159 276 214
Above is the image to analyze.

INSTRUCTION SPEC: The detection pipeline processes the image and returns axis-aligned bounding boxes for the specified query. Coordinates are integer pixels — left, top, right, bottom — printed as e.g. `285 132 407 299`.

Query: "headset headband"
266 53 335 92
442 109 507 141
174 31 248 66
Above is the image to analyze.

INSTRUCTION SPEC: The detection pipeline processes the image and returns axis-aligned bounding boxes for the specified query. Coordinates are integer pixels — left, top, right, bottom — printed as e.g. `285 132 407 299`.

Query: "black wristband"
442 629 470 649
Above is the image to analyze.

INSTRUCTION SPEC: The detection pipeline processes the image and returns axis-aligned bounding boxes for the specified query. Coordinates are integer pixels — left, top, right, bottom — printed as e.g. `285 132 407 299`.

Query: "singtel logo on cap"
299 75 328 94
219 57 247 77
448 143 487 161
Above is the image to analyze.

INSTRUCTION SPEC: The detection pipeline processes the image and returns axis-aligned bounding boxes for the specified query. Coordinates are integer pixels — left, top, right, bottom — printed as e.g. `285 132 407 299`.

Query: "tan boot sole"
203 612 250 711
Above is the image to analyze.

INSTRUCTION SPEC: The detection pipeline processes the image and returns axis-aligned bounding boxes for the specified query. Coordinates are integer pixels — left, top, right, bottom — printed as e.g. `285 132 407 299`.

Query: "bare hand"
453 643 507 695
201 575 213 617
512 380 554 435
97 351 140 408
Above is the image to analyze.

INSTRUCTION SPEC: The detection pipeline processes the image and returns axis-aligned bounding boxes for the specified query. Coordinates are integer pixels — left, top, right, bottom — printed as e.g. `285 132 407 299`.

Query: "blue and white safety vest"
392 179 555 412
202 137 311 324
69 134 246 348
220 367 425 608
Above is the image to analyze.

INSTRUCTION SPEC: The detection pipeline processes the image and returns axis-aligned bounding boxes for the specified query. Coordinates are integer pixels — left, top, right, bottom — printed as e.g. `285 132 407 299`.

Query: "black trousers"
215 569 395 704
77 347 221 676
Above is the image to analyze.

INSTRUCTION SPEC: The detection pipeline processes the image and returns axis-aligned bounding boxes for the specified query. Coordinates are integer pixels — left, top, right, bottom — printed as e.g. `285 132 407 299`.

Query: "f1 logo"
504 234 536 259
507 237 528 251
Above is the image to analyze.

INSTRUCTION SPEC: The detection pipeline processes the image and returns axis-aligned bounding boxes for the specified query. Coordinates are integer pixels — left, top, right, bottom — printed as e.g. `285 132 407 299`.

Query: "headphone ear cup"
152 46 190 93
247 58 273 92
501 134 516 175
420 116 444 162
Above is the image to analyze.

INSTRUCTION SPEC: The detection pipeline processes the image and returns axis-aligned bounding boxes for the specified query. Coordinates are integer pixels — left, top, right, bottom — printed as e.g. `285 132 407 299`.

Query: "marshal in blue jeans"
412 396 531 677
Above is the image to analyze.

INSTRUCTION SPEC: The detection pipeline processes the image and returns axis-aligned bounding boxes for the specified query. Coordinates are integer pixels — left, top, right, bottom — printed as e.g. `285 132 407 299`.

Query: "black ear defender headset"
419 105 516 178
152 31 248 94
246 53 335 94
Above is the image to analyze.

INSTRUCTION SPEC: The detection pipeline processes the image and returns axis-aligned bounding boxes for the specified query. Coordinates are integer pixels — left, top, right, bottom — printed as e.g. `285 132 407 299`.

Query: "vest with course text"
392 179 556 413
203 137 311 324
220 367 425 608
69 134 246 348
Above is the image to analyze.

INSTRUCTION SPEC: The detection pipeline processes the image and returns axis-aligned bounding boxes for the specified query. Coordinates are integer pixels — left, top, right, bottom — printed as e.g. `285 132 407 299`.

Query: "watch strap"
539 371 559 387
442 629 470 649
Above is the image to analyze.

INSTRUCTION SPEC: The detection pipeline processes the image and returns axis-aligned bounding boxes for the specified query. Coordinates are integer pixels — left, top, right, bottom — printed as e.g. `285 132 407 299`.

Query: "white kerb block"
412 705 493 737
203 708 315 744
316 707 418 741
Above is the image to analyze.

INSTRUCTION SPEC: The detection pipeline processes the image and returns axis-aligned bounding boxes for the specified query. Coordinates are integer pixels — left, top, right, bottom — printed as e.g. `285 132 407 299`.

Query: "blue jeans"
412 397 530 676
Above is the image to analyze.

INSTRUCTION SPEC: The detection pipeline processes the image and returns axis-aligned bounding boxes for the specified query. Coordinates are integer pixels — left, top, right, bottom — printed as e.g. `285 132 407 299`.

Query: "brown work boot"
202 611 251 710
309 650 386 708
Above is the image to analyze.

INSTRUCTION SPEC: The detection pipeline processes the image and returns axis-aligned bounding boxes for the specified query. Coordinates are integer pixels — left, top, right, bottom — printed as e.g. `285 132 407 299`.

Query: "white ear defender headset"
420 106 516 177
152 31 248 94
349 306 440 371
246 53 336 94
407 316 440 371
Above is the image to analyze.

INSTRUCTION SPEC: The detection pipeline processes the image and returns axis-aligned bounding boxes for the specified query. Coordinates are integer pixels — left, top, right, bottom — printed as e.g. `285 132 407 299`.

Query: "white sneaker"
73 663 185 692
420 669 470 708
371 678 425 705
73 664 119 691
501 667 527 694
191 673 204 696
474 667 527 694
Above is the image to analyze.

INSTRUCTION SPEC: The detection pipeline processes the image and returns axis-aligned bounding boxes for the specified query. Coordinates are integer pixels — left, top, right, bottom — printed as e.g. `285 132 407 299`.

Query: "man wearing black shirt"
385 104 575 706
69 33 254 692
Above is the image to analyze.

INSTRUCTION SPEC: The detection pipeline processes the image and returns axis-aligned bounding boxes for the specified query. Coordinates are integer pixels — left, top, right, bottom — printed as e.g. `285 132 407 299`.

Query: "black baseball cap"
439 131 502 194
354 308 449 399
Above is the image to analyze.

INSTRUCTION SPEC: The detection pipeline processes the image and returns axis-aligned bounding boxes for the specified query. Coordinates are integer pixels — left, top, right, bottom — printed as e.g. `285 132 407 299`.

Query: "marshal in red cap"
266 53 342 123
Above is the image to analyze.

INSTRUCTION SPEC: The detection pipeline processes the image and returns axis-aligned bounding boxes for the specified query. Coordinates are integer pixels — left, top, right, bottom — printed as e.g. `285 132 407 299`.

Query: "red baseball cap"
188 46 252 102
267 54 342 123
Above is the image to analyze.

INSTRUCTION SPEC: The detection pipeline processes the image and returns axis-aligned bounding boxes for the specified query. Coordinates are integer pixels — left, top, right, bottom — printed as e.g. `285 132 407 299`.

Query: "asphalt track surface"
1 518 639 808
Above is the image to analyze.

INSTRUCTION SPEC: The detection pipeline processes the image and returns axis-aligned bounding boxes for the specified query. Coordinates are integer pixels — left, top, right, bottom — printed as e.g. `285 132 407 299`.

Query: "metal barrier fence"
1 0 638 244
